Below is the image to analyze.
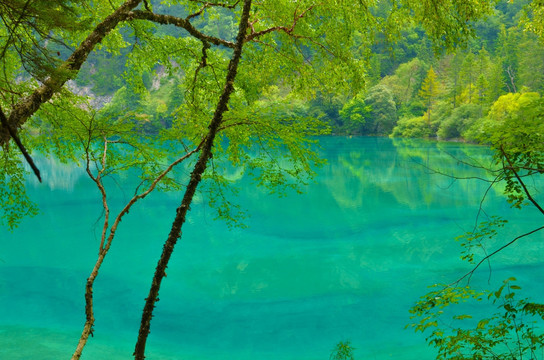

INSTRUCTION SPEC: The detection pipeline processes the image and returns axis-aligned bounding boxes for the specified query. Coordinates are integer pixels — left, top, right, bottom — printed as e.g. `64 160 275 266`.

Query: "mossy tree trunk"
132 1 253 358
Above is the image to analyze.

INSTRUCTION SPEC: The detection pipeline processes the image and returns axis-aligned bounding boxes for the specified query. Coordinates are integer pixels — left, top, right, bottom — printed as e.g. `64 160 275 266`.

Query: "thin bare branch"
188 0 240 11
108 138 206 243
186 1 240 21
190 40 211 102
501 146 544 216
73 136 203 360
218 120 255 131
450 225 544 287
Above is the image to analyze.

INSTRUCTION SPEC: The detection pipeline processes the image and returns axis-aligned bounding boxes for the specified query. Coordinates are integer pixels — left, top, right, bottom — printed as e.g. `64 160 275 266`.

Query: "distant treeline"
74 0 542 142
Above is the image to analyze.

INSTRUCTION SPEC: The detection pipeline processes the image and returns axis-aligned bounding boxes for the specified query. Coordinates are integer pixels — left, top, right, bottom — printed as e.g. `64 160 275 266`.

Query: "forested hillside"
293 0 544 140
70 0 543 142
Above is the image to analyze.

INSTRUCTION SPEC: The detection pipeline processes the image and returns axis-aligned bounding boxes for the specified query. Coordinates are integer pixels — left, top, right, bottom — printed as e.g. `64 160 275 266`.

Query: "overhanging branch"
450 225 544 287
501 146 544 216
0 105 41 181
128 10 236 48
1 0 144 146
186 0 240 20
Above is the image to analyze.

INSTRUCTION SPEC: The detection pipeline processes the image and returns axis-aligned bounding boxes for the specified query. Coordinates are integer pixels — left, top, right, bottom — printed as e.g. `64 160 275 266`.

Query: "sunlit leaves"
0 149 38 230
409 279 544 360
455 216 507 264
0 0 90 80
522 0 544 40
476 92 544 208
391 0 496 52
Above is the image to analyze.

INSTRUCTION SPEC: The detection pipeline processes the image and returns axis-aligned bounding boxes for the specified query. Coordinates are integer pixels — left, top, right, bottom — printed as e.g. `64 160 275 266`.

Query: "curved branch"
501 146 544 216
186 0 240 20
128 10 235 48
245 4 317 42
450 225 544 287
72 139 204 360
2 0 144 146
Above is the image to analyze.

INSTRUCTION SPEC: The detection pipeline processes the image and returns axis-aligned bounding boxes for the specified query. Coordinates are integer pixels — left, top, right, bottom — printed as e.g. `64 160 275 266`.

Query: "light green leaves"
456 216 507 264
409 278 544 360
476 92 544 209
0 149 38 230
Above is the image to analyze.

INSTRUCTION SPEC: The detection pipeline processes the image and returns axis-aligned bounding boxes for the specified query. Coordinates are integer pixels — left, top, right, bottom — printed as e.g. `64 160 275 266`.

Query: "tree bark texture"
71 140 202 360
132 1 253 358
0 0 143 146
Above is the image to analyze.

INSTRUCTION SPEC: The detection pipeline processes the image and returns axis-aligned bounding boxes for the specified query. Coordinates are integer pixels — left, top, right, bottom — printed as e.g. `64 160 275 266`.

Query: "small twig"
450 225 544 287
186 3 211 20
186 1 241 21
218 120 254 131
143 0 151 11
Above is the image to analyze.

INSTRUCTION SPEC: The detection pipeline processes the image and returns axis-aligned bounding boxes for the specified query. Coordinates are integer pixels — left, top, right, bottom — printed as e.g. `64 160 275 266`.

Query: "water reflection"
25 156 86 191
321 137 500 211
3 136 543 360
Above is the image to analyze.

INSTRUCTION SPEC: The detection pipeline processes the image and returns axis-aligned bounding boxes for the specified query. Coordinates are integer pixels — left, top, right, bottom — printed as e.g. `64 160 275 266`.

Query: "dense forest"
69 0 544 142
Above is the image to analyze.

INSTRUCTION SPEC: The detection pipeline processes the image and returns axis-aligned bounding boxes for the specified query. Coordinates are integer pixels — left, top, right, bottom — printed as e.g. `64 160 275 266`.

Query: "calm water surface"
1 137 543 359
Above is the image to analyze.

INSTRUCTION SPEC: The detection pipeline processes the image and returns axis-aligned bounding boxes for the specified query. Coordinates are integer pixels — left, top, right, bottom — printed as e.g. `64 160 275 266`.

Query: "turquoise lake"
1 136 543 359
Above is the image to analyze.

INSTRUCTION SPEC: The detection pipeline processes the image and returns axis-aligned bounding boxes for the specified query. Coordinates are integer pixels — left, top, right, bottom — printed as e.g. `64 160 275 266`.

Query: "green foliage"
410 212 544 360
518 35 544 92
381 58 427 113
437 103 483 139
419 66 442 125
0 0 89 79
455 216 507 264
409 279 544 360
420 66 441 106
0 149 38 230
339 93 372 134
364 84 398 134
330 340 356 360
391 115 431 138
359 1 544 140
473 92 544 208
390 0 496 52
337 83 402 136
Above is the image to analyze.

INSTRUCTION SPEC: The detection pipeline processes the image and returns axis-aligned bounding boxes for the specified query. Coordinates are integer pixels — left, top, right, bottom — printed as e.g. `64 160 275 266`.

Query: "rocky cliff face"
65 80 113 110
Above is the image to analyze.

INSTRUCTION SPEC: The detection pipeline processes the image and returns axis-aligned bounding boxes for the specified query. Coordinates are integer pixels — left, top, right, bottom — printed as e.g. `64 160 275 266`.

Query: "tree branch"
501 146 544 216
0 105 41 181
72 137 203 360
245 4 316 42
1 0 144 146
190 40 211 102
450 225 544 287
133 1 253 358
128 10 235 48
186 0 240 20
